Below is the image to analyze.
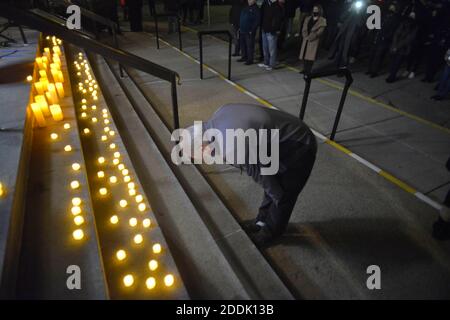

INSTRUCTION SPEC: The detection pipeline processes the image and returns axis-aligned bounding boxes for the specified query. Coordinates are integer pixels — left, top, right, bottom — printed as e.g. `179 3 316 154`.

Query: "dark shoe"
249 226 275 247
370 73 379 78
242 219 262 234
244 61 253 65
385 77 396 83
232 53 240 57
237 58 246 62
431 95 444 101
432 216 450 241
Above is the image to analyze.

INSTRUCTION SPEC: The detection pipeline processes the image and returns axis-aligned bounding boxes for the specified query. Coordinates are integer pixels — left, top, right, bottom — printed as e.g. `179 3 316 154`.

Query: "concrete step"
14 39 108 299
90 53 293 299
65 44 188 299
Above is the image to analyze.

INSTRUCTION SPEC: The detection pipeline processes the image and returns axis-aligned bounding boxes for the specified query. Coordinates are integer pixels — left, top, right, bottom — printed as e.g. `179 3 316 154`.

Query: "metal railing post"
199 34 203 79
171 76 180 130
177 16 182 51
155 14 160 49
197 30 232 80
227 32 231 80
330 71 353 141
299 75 311 120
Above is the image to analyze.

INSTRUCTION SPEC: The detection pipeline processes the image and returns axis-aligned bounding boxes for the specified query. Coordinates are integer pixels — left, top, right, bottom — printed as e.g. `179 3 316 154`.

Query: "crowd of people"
92 0 450 101
226 0 450 101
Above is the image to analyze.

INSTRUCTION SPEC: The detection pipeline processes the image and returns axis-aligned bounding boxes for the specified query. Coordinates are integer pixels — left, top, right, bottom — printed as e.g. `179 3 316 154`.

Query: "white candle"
30 103 46 127
34 82 44 95
55 82 64 98
34 95 50 117
49 104 63 121
47 83 59 104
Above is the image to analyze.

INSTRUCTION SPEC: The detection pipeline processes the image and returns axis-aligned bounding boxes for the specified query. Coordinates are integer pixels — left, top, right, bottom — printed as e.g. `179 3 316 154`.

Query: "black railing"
198 30 232 80
154 13 182 51
300 68 353 141
53 0 123 76
0 4 181 129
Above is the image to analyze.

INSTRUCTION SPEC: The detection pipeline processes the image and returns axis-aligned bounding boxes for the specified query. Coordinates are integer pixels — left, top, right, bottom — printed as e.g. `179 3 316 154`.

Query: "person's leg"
261 31 270 66
239 32 248 62
303 60 313 74
267 32 278 68
231 25 241 56
436 66 450 98
387 53 403 82
246 33 255 64
256 191 273 223
264 147 317 237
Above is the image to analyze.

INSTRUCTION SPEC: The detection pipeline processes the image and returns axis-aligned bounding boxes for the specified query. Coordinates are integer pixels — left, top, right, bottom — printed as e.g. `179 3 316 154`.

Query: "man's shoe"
386 77 396 83
432 216 450 241
265 66 273 71
244 61 253 65
232 53 240 57
237 58 246 62
242 219 262 233
257 63 268 68
249 226 275 247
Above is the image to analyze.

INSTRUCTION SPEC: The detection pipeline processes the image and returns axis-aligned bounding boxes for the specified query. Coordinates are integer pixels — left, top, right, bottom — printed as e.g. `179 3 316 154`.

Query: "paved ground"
115 26 450 298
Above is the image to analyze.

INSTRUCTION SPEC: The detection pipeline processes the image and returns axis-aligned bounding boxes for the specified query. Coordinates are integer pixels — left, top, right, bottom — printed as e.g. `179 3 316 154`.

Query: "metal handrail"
299 68 353 141
0 4 181 129
47 1 124 76
154 13 182 51
198 30 232 80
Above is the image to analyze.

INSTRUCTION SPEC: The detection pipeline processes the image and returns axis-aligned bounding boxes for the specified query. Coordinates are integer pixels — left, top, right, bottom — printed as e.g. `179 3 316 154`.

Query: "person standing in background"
229 0 246 57
284 0 299 39
323 0 343 50
165 0 180 34
259 0 283 71
238 0 261 65
431 48 450 101
366 3 401 78
385 11 418 83
148 0 155 16
433 157 450 241
422 9 450 83
127 0 143 31
299 4 326 74
328 0 365 69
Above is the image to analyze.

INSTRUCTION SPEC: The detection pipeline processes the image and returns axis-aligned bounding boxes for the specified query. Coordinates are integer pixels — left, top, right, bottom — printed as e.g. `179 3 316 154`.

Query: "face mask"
313 12 319 17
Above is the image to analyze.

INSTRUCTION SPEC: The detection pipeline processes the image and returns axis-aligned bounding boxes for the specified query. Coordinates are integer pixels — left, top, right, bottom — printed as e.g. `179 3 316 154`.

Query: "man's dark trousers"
240 32 256 63
256 139 317 236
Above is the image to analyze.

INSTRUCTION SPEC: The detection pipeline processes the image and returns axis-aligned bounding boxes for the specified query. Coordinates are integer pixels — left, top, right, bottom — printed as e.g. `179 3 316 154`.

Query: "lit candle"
123 274 134 287
146 277 156 290
164 274 174 287
48 83 59 103
116 249 127 261
34 82 45 95
49 104 63 121
73 229 84 240
50 68 59 83
30 103 46 127
57 71 64 83
39 70 48 78
40 78 49 91
55 82 65 98
35 95 50 116
35 57 43 69
46 91 57 105
53 45 61 55
0 183 5 198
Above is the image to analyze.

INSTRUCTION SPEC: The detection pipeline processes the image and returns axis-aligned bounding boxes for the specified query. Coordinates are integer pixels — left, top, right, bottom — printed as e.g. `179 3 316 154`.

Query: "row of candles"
73 52 175 291
29 36 66 128
41 37 88 242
